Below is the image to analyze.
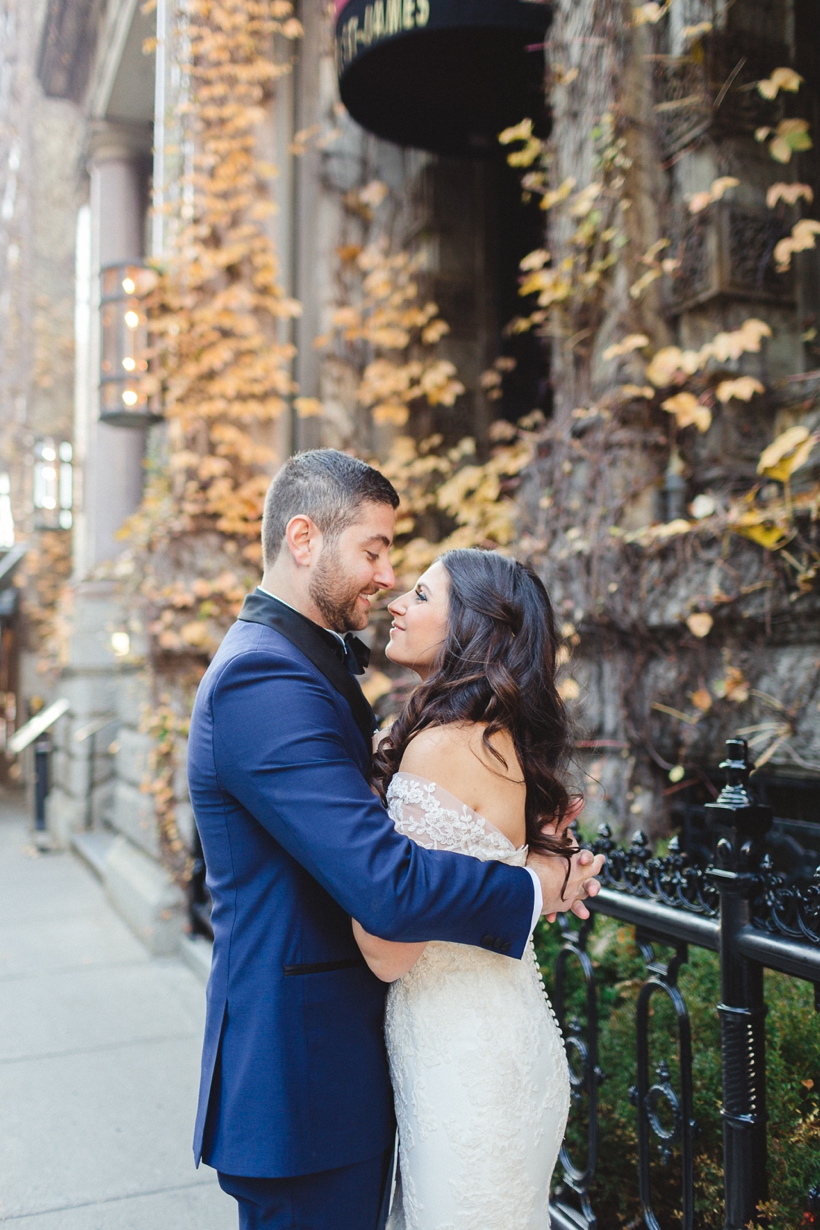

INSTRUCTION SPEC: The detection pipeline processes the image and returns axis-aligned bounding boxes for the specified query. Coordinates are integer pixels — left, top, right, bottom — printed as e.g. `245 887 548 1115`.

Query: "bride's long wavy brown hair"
372 549 580 866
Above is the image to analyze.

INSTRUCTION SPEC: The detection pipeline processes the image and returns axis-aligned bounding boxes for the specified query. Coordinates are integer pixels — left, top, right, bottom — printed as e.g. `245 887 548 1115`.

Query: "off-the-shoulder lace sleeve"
386 772 522 862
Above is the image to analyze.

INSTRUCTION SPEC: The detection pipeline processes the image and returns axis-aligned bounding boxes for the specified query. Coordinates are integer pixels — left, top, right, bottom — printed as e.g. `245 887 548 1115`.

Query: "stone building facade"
8 0 531 951
1 0 818 952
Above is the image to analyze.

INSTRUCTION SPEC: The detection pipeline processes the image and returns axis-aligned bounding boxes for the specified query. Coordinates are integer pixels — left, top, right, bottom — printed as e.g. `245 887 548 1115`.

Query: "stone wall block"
117 669 152 724
115 727 152 789
58 674 120 723
102 835 185 956
109 779 160 859
46 788 84 848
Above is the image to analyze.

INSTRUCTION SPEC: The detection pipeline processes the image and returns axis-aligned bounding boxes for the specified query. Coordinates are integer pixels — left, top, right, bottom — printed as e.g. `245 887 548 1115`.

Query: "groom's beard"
309 543 371 632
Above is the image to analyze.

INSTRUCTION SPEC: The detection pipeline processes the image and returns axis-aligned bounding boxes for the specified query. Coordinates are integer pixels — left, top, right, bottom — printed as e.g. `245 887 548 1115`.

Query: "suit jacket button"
481 934 495 949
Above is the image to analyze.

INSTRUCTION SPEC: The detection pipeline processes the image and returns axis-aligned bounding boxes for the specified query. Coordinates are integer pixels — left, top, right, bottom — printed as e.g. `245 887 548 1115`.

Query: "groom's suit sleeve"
209 642 535 959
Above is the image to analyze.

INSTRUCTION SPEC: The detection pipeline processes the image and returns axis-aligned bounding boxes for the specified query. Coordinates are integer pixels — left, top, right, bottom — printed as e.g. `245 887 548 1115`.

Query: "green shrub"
536 916 820 1229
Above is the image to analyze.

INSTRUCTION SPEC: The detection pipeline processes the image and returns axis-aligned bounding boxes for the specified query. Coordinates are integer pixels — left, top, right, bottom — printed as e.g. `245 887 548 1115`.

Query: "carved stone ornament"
669 204 795 315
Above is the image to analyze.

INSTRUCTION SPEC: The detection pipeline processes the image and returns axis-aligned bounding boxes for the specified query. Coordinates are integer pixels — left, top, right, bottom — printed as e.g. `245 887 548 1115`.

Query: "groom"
188 449 602 1229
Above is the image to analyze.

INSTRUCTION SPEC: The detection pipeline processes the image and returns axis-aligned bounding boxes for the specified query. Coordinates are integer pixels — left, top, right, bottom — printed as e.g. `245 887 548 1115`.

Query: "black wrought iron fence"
549 739 820 1230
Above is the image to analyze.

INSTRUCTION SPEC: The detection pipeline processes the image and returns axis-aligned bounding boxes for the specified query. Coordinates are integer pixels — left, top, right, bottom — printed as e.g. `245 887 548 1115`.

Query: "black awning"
336 0 551 157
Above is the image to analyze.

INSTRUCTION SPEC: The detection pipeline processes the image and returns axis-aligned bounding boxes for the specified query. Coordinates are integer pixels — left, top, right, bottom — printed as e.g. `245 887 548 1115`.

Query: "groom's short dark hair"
262 449 400 566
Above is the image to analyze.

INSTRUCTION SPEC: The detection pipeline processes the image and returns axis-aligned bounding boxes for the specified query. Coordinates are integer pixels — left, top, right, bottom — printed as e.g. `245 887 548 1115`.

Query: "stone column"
84 121 150 569
48 123 152 852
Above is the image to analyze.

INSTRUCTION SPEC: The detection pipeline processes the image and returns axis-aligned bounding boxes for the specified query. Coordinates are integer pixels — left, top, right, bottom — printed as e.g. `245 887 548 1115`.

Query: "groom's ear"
284 514 321 568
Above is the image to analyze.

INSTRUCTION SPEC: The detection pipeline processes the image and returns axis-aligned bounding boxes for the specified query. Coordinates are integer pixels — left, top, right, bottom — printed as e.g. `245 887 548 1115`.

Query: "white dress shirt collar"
256 586 346 647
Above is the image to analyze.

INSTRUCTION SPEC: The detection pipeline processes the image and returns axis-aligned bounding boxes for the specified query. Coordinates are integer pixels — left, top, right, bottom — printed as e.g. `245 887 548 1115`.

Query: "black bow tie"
343 633 370 675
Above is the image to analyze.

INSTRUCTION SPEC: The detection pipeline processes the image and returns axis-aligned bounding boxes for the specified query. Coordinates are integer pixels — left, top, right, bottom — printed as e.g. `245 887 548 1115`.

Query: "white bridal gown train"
384 772 571 1230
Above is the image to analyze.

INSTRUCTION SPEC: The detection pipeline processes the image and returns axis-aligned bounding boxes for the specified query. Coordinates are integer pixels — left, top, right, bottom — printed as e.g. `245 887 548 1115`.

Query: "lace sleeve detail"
386 773 518 861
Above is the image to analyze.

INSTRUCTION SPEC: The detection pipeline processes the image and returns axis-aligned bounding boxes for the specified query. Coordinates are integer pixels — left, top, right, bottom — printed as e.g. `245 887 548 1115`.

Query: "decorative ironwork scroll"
751 855 820 946
630 934 698 1230
552 915 602 1230
550 739 820 1230
593 826 718 917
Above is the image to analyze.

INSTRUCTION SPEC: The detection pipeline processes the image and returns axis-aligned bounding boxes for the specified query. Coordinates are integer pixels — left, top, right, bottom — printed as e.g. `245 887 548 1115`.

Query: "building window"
0 475 14 548
99 264 161 426
33 440 72 530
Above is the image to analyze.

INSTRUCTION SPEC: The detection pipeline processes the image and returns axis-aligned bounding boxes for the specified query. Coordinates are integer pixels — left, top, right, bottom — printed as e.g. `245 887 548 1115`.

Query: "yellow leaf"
633 2 665 25
361 670 393 705
688 176 739 214
688 191 713 214
715 377 765 403
766 181 813 208
757 67 803 99
359 180 388 208
730 510 791 550
180 621 212 647
373 402 409 426
629 268 662 300
498 118 533 145
293 396 323 418
640 238 670 265
681 21 711 39
421 319 449 344
690 688 713 713
654 518 692 539
646 346 683 386
669 764 685 782
602 334 649 360
568 182 602 218
774 217 820 270
540 177 576 211
769 119 812 165
757 426 817 481
662 392 711 432
519 249 550 271
721 665 750 703
558 678 581 700
770 137 794 164
711 175 739 199
686 612 713 638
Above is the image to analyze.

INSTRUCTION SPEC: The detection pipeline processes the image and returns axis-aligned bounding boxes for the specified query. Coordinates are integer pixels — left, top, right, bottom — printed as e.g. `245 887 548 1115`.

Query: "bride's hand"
527 847 606 922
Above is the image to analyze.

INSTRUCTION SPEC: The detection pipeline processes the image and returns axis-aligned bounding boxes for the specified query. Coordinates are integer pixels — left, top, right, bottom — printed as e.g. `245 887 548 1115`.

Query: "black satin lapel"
238 591 375 746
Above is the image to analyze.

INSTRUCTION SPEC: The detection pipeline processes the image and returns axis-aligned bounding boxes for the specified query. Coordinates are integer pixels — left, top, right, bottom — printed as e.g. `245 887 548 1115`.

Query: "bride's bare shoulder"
402 723 518 770
399 722 476 771
399 723 526 843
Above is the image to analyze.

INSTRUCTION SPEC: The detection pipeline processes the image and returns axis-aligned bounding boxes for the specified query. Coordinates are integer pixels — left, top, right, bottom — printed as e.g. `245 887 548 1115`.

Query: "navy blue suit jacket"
188 591 534 1178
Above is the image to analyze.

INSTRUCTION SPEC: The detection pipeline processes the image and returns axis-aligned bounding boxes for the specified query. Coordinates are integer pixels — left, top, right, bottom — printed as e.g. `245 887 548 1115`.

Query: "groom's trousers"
217 1143 395 1230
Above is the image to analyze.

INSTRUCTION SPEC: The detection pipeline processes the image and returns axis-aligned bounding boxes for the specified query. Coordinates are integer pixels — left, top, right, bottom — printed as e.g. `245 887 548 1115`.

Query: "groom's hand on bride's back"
527 847 606 924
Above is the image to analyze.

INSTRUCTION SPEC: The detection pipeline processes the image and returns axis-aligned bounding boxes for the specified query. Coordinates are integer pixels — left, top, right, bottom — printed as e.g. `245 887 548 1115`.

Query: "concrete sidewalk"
0 792 235 1228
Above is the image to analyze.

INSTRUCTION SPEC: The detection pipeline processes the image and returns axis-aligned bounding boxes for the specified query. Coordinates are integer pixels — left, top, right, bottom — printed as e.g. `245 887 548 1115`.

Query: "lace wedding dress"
384 772 570 1230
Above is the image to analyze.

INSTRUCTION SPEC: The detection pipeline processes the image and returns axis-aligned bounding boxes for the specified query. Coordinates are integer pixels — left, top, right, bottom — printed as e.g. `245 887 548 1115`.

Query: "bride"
352 549 599 1230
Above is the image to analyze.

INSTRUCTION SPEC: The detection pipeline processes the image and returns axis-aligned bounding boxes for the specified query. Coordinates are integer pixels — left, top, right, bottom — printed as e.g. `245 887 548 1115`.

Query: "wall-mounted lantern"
33 440 73 530
99 264 162 427
335 0 551 156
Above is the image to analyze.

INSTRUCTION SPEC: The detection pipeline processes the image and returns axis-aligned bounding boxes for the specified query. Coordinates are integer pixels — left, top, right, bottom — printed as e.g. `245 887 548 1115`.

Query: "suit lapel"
238 590 375 748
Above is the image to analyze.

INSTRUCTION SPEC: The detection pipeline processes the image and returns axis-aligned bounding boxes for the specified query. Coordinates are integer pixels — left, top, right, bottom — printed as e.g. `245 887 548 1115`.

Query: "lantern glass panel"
98 263 161 426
